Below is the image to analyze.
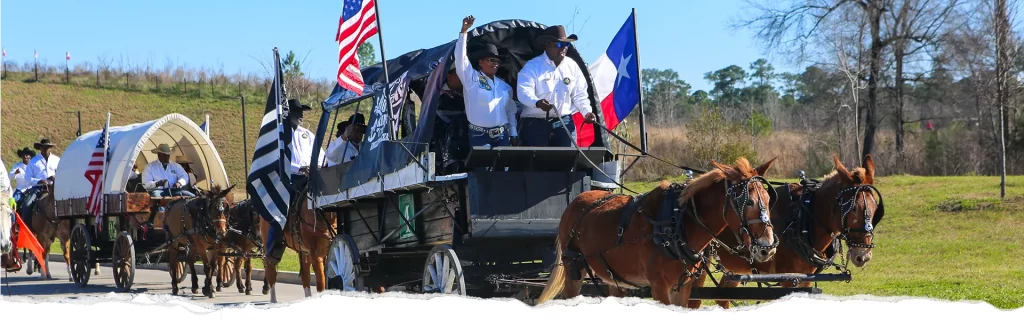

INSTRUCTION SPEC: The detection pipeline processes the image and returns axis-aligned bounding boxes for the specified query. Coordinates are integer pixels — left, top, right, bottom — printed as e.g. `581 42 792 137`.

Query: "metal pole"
241 95 249 199
630 8 649 154
77 111 82 136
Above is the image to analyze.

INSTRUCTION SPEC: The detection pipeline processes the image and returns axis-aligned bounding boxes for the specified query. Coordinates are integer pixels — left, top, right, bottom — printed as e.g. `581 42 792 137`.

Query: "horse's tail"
536 234 566 304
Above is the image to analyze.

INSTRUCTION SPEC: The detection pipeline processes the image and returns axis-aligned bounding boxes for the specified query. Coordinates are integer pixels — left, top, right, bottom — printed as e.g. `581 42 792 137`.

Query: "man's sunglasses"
553 41 571 49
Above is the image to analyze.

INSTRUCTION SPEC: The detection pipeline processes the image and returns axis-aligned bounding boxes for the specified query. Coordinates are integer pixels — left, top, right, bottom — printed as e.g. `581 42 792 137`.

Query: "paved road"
1 257 311 307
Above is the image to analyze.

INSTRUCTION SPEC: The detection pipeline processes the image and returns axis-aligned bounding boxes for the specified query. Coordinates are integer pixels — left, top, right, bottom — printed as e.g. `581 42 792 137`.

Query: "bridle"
703 175 780 262
833 184 885 249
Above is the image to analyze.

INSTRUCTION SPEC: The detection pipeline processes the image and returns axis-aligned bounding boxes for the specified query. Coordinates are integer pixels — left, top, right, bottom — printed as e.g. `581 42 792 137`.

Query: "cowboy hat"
15 147 36 158
534 25 577 49
175 155 192 164
33 138 56 150
151 143 174 155
287 98 312 113
348 113 366 127
469 43 502 61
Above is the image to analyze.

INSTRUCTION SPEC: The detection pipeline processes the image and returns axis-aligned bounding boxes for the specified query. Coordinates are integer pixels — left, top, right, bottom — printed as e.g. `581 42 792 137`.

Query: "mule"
536 157 780 308
164 185 234 298
22 184 79 280
686 155 884 309
216 199 262 295
259 190 337 303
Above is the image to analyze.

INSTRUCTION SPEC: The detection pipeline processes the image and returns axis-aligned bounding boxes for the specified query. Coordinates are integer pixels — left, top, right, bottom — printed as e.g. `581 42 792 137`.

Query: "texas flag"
574 12 641 147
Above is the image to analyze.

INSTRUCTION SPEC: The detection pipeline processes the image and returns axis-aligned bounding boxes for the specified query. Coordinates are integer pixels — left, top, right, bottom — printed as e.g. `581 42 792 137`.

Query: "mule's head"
825 155 883 268
202 185 235 239
710 157 779 263
0 191 14 254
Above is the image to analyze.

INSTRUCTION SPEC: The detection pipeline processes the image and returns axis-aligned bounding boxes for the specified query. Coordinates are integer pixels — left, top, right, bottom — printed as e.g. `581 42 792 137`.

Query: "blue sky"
0 0 803 92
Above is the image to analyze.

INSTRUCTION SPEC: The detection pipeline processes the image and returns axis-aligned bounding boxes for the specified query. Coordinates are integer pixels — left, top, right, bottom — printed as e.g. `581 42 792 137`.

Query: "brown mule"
24 183 78 280
164 185 234 297
259 192 337 303
216 199 262 295
536 157 780 308
687 155 884 309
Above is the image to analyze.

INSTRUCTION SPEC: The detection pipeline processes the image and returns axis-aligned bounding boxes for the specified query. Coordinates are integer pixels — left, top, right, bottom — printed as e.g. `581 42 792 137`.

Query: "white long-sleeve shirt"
326 137 359 166
0 159 11 195
454 32 519 136
289 126 327 175
25 153 60 186
8 161 32 192
141 160 189 190
516 53 592 119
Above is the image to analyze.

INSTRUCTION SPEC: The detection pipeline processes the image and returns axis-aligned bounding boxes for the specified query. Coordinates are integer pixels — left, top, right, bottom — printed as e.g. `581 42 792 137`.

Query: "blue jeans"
17 187 44 227
519 116 576 147
149 188 196 198
12 189 24 202
469 128 510 148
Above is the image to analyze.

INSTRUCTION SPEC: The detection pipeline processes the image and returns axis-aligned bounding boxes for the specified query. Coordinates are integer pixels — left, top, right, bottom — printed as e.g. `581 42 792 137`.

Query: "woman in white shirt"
455 15 519 148
7 148 35 202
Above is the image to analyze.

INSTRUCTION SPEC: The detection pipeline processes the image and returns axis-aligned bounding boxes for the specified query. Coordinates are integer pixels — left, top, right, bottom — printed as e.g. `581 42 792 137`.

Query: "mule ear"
863 154 876 182
833 154 852 182
755 157 777 176
219 184 235 198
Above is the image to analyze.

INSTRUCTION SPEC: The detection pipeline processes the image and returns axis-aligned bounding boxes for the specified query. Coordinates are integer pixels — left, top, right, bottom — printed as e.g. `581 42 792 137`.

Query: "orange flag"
13 211 48 275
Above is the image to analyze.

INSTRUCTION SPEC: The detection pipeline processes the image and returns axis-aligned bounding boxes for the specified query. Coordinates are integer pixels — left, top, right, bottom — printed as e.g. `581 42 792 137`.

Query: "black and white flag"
247 48 293 244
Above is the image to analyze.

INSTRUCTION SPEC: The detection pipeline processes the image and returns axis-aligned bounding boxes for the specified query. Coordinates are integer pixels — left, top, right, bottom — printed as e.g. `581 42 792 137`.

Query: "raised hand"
462 15 475 33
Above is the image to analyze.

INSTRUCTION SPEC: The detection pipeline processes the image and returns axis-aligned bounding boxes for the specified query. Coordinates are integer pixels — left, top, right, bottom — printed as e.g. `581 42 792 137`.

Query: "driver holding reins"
20 138 60 227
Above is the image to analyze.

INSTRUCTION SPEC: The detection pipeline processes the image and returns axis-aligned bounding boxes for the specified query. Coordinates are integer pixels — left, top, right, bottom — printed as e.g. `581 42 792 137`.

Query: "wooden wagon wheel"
176 261 188 283
421 244 466 295
69 223 92 287
326 234 361 291
111 231 136 292
220 255 236 289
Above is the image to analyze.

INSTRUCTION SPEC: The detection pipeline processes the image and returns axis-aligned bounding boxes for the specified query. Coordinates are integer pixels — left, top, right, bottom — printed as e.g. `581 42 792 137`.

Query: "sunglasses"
553 42 570 49
484 57 501 64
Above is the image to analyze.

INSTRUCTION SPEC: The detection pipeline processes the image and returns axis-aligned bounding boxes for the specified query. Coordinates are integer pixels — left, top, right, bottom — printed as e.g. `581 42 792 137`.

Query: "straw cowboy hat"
33 138 56 150
534 25 578 49
151 144 174 155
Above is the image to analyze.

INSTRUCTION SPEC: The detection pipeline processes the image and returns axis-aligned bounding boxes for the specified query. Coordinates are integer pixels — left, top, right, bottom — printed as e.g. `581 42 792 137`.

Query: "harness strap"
616 193 646 245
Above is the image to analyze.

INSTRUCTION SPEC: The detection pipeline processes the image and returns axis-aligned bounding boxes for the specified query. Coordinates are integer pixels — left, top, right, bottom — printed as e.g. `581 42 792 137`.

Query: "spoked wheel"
326 234 361 291
69 223 92 287
112 231 135 292
175 261 188 283
221 255 236 288
421 244 466 295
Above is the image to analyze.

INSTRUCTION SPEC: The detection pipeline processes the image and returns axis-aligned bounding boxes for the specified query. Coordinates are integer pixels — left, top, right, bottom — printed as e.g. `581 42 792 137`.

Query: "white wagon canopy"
54 113 229 215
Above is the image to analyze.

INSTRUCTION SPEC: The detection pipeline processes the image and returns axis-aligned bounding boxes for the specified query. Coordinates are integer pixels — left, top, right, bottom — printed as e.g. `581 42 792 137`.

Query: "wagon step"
722 273 852 284
689 287 822 301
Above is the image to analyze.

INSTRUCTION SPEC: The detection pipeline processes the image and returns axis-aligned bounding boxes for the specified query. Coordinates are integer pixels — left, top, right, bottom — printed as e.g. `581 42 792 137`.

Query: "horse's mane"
676 157 760 205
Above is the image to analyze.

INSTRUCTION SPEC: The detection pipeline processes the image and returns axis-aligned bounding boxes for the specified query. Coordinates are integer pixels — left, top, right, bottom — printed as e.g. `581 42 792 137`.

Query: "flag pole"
373 0 394 142
631 8 649 154
96 112 111 230
272 48 287 191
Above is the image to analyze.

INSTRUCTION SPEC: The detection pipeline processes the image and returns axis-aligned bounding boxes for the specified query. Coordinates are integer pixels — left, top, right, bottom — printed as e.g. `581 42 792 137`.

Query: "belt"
468 123 507 138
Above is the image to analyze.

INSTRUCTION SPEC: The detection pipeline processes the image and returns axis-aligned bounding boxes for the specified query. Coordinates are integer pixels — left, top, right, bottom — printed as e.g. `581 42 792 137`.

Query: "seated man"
141 144 194 198
20 138 60 227
325 113 366 166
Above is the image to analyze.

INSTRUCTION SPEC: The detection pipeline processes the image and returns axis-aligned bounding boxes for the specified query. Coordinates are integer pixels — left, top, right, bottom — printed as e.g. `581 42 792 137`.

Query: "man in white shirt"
516 25 597 147
455 15 518 148
141 144 194 198
326 113 366 166
20 139 61 226
8 148 36 202
287 98 326 207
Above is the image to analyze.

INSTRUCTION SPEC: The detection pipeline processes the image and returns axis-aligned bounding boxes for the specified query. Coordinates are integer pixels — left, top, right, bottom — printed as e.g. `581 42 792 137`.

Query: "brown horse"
687 155 884 309
22 183 80 280
259 190 337 303
216 199 262 295
536 157 780 308
164 185 233 297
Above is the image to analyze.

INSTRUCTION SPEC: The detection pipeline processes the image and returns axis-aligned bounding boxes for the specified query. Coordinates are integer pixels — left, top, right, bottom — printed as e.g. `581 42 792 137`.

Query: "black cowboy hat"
287 98 313 113
335 120 351 138
33 138 56 150
16 147 36 158
534 25 578 49
469 43 502 61
348 113 366 127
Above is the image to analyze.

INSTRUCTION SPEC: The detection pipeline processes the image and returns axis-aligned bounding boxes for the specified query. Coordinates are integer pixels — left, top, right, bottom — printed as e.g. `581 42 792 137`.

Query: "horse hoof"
245 289 252 296
216 286 222 292
203 287 212 297
172 289 179 295
263 288 269 295
192 288 199 294
238 287 245 294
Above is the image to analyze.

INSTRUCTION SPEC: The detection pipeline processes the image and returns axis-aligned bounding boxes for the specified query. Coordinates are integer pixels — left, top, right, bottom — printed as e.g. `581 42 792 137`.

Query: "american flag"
66 52 70 61
85 114 111 225
336 0 379 94
247 48 292 247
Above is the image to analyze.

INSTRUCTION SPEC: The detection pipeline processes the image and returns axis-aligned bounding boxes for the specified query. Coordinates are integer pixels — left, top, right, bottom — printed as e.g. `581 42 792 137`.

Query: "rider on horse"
18 138 60 228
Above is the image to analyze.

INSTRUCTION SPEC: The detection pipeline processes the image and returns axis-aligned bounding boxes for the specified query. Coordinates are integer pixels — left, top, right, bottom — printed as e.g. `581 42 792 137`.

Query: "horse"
216 199 262 295
1 190 14 255
21 183 79 280
260 188 338 303
164 185 234 297
536 157 781 308
686 155 884 309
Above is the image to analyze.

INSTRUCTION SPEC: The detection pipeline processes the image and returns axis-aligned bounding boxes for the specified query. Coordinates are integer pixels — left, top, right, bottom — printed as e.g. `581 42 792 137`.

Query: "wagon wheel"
176 261 188 283
421 244 466 295
326 234 361 291
111 231 136 292
221 255 236 288
69 223 92 287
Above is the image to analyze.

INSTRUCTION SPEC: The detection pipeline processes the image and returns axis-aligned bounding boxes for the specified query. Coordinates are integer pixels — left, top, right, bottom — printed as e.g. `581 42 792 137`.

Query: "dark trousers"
17 187 44 227
519 116 576 147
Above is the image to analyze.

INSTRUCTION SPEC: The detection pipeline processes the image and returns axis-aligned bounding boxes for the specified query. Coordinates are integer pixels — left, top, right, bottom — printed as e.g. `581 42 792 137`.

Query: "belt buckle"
488 127 503 138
